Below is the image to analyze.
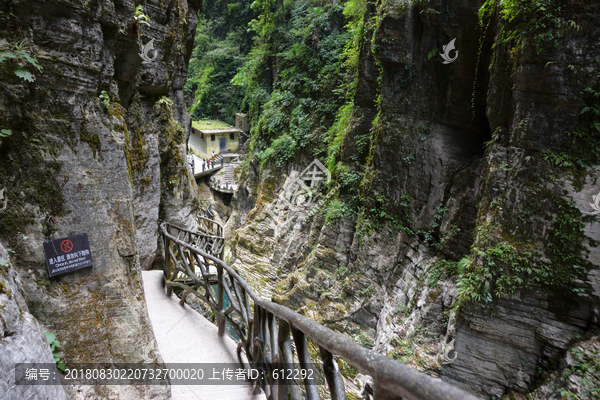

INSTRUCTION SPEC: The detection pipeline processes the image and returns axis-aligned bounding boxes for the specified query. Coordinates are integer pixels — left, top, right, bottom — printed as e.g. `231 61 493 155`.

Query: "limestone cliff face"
439 2 600 395
0 0 201 398
225 0 600 398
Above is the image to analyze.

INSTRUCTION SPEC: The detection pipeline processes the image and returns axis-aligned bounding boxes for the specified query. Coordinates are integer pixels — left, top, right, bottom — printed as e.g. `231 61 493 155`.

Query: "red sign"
60 240 73 253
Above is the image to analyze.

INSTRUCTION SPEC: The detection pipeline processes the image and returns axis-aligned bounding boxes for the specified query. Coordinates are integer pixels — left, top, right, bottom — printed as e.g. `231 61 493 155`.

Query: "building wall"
189 129 207 157
206 133 239 156
189 130 239 159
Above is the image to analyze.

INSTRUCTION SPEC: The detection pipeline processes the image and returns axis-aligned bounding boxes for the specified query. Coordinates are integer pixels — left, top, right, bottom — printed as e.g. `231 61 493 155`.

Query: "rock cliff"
219 0 600 398
0 242 68 400
0 0 201 398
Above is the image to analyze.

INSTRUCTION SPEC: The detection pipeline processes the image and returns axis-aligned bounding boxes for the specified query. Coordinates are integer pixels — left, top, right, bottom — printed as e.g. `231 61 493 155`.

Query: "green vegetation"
44 331 66 372
324 197 356 225
234 1 351 164
156 96 174 110
356 331 374 348
185 0 380 243
98 91 110 108
254 134 297 168
543 76 600 169
454 195 588 310
131 5 151 36
436 0 599 312
185 1 254 124
427 259 459 288
355 192 412 238
186 1 363 167
192 119 232 131
534 336 600 399
0 41 42 83
479 0 583 56
337 357 358 380
133 5 150 26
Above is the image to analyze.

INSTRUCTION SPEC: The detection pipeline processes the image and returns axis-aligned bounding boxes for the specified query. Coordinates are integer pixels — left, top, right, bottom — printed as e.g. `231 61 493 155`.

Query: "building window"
201 133 204 139
230 132 235 140
211 134 215 141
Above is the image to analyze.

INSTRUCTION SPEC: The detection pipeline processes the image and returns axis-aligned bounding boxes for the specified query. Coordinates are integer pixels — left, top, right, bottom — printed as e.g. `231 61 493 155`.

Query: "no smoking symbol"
60 240 73 253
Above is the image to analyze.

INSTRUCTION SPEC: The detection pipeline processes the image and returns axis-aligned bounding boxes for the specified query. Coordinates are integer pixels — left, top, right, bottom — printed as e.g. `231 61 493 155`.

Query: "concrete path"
142 270 265 400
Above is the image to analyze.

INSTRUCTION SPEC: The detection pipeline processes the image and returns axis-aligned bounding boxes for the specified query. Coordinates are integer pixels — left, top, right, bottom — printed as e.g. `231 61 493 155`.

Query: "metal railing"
160 218 481 400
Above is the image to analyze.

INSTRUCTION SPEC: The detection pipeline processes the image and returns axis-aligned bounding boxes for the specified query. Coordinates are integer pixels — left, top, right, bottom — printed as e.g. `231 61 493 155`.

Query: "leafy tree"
185 1 255 124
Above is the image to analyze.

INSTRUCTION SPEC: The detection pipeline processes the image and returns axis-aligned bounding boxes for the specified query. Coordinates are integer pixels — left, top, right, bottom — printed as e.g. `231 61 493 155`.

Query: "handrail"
197 199 214 219
160 221 481 400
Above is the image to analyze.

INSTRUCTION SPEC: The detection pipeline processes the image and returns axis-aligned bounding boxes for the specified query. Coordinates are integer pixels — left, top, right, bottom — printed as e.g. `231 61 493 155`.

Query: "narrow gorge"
1 0 599 400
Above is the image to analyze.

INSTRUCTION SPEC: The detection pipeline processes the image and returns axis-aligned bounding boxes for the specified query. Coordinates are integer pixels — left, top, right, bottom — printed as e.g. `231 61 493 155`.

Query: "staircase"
223 164 234 185
209 156 240 193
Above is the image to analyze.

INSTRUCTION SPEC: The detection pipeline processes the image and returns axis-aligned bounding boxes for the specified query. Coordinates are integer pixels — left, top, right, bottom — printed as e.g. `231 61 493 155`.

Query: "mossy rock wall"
0 0 202 398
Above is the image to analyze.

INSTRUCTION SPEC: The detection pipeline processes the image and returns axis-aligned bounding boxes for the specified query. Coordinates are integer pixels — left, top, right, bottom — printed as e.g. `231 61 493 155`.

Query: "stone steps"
223 164 235 184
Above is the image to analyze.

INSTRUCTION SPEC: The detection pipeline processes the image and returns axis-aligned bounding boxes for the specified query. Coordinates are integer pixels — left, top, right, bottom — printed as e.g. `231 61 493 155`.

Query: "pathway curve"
142 270 265 400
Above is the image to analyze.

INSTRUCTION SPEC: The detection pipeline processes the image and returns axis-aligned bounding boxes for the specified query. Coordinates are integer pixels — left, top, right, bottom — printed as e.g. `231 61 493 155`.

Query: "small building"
188 120 242 159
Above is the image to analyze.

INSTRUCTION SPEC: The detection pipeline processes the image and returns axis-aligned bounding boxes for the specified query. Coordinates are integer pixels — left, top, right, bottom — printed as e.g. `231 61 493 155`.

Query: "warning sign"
60 239 73 253
43 233 94 277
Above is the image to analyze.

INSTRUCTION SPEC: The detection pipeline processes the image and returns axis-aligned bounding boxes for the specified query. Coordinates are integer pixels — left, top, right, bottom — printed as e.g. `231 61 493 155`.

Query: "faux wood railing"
160 220 481 400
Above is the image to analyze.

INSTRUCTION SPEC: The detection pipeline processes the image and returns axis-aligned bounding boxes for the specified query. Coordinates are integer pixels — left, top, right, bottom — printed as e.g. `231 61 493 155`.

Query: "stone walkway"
142 270 265 400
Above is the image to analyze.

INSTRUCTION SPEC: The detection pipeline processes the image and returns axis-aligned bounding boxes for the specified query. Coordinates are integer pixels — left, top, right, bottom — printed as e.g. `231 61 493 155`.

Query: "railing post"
277 320 302 400
262 310 276 400
291 327 321 400
217 264 225 336
252 303 261 361
268 312 278 363
163 235 169 279
165 236 173 297
263 309 272 364
319 346 347 400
